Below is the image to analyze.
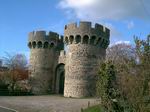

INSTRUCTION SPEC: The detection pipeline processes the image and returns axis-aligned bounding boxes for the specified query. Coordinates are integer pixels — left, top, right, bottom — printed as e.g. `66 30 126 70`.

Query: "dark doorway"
55 63 65 94
59 71 65 94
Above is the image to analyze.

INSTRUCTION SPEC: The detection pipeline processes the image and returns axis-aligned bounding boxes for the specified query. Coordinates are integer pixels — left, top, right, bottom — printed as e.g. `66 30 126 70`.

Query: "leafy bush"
96 35 150 112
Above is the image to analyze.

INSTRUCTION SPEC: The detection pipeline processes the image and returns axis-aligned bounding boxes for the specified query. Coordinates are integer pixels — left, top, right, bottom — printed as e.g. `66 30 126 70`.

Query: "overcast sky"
0 0 150 58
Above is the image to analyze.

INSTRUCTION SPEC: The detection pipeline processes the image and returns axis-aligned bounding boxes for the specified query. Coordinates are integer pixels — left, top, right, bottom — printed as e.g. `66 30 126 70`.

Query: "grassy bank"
82 105 102 112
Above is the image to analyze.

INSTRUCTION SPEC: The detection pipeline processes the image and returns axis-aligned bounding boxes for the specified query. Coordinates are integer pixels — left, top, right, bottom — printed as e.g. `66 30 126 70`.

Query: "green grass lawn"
83 105 102 112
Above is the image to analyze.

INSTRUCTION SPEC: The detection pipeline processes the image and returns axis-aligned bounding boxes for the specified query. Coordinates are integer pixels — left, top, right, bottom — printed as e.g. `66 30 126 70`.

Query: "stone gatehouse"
28 21 110 98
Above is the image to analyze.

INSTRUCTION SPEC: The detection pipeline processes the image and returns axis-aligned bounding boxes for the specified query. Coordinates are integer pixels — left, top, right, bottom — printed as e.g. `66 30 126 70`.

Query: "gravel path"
0 95 99 112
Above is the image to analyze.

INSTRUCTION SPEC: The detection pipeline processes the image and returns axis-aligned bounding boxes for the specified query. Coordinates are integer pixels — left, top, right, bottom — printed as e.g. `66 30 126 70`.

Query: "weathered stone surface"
64 44 105 98
28 31 63 95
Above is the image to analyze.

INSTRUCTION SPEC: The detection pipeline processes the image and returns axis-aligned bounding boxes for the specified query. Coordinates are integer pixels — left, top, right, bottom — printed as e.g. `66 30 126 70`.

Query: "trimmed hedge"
0 85 32 96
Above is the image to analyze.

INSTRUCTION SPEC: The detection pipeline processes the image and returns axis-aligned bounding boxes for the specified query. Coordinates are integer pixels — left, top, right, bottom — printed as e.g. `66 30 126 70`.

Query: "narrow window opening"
76 35 81 44
83 35 89 44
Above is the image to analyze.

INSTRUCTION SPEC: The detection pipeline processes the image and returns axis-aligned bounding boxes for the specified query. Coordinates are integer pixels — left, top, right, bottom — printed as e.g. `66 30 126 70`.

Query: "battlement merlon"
28 31 60 42
58 50 66 64
64 21 110 39
60 50 66 56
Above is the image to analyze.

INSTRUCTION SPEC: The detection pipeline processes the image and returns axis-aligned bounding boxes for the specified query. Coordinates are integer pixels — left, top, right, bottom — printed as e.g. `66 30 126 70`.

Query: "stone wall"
29 49 56 94
64 21 110 98
28 31 63 95
64 44 105 97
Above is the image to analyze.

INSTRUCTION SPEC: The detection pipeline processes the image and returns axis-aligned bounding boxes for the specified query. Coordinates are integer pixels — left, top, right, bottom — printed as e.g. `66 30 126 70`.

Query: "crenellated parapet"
64 21 110 49
28 31 63 49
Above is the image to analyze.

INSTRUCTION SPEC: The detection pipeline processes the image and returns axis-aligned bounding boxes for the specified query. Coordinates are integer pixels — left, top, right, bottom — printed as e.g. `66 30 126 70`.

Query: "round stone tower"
64 21 110 98
28 31 63 95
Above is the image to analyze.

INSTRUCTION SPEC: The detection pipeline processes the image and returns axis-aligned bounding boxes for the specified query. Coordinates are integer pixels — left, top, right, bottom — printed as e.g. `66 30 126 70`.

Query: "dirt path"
0 95 99 112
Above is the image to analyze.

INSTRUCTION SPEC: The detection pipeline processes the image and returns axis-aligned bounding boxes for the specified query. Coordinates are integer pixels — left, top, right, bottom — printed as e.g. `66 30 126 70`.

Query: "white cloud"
108 40 131 47
58 0 149 45
58 0 150 21
114 41 130 45
59 0 94 8
127 21 134 29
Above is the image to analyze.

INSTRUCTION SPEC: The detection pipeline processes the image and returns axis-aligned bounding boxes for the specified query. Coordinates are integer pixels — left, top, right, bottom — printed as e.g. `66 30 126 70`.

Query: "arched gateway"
55 63 65 94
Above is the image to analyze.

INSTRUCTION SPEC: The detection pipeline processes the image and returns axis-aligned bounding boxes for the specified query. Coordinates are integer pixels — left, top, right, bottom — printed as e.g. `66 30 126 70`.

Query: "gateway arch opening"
55 63 65 94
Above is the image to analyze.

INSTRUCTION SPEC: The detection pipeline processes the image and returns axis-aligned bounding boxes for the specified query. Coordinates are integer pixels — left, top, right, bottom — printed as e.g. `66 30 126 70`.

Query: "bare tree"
3 52 27 70
106 43 136 65
2 53 28 92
